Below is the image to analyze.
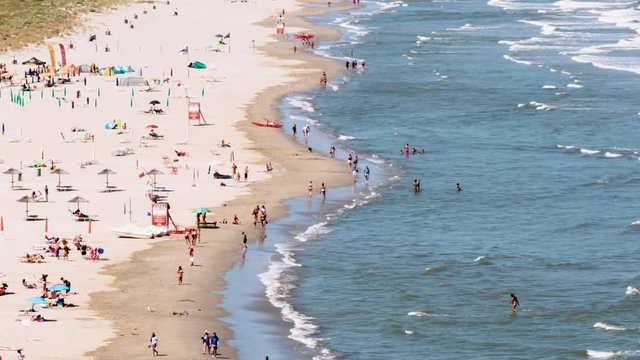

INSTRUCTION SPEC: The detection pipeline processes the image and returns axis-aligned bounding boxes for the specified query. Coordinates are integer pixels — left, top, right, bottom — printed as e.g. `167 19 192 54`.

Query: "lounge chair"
198 221 218 229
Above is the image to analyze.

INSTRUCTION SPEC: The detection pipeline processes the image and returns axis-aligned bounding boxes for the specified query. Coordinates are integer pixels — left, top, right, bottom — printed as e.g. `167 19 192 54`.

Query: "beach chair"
198 221 218 229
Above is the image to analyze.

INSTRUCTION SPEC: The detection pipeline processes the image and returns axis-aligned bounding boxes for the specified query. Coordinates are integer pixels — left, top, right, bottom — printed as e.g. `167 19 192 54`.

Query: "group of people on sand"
251 205 268 228
40 234 101 261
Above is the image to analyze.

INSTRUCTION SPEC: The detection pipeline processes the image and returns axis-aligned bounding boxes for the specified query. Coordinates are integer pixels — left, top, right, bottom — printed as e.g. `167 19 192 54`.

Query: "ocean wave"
630 220 640 226
289 114 318 124
567 83 583 88
542 85 558 90
425 265 448 273
404 330 415 335
522 101 555 111
503 54 533 66
580 148 600 155
593 322 627 332
474 255 490 264
557 144 577 149
338 134 357 141
416 35 431 43
288 97 315 112
586 349 640 359
295 222 332 242
604 152 623 158
625 286 640 296
407 311 430 317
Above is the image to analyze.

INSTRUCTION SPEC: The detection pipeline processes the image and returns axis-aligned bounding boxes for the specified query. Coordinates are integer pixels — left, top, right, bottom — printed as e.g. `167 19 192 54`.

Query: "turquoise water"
224 0 640 358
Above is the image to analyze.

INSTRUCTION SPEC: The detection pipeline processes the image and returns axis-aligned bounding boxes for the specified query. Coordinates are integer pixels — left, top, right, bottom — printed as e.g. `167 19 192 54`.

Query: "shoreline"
89 0 357 359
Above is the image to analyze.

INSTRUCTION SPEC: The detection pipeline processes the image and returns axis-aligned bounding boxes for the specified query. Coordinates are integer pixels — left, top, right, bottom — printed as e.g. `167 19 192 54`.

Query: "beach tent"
188 61 206 69
22 57 46 66
119 77 149 87
101 67 115 76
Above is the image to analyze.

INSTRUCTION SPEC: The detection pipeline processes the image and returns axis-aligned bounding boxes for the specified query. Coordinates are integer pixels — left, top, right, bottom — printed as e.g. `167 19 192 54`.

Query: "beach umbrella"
192 207 211 214
146 124 158 129
146 168 164 188
17 195 37 218
149 100 161 105
25 296 46 304
98 168 117 187
50 168 69 187
68 195 89 211
3 168 22 188
48 284 69 292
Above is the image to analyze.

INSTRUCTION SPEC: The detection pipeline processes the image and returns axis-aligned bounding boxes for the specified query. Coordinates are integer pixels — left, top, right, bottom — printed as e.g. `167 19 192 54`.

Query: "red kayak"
252 121 283 128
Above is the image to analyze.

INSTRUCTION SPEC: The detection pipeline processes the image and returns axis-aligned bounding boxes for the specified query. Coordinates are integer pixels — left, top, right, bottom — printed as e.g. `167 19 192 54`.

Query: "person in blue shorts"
210 332 220 358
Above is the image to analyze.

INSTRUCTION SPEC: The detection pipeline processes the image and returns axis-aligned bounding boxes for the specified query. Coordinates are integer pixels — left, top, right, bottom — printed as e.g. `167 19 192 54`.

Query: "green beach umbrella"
95 98 98 107
192 207 211 214
130 98 133 107
40 89 43 99
168 88 171 96
201 87 205 97
29 91 32 100
58 98 61 108
63 87 66 97
98 88 101 97
51 88 54 98
131 88 134 97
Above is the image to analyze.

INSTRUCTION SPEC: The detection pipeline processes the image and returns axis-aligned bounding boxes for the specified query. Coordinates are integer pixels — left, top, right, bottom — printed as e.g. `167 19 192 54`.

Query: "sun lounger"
198 221 218 229
25 215 43 221
56 185 75 191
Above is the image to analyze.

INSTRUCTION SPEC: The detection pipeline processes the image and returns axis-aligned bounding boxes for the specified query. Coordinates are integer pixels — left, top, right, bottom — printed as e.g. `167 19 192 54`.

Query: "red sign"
188 102 200 120
151 203 168 226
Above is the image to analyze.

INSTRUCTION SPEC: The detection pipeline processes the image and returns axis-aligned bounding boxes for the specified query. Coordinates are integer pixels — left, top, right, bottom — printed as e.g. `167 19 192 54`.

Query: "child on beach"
149 332 158 356
177 266 184 285
189 247 194 266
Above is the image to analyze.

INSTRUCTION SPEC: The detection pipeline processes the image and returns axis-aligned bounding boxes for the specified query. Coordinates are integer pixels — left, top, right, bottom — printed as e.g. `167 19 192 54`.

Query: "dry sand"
0 0 354 358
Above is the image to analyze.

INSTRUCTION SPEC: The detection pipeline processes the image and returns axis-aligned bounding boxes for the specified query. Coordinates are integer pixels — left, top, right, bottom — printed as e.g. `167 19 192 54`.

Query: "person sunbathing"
174 149 187 156
22 279 37 289
148 129 163 139
0 283 8 295
72 209 89 218
232 215 240 225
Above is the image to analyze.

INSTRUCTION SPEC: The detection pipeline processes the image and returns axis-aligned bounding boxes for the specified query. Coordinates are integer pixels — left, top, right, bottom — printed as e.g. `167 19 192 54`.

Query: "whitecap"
625 286 640 296
557 144 576 149
295 222 331 242
407 311 430 317
604 152 623 158
474 255 487 263
542 85 557 90
416 35 431 42
593 322 627 332
503 54 533 66
338 135 357 141
567 83 583 88
404 330 414 335
586 350 640 359
630 220 640 226
580 148 600 155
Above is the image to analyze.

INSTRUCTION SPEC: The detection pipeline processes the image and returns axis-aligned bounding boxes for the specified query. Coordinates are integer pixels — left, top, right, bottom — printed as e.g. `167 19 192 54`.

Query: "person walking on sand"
292 123 297 136
242 232 248 252
231 163 237 177
308 181 313 198
210 332 220 358
244 166 249 182
189 247 194 266
510 293 519 313
202 330 210 354
177 266 184 285
320 182 326 200
149 332 159 356
44 185 48 202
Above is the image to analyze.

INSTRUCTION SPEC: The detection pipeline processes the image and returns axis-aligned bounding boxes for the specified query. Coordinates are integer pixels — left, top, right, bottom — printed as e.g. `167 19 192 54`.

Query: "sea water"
223 0 640 358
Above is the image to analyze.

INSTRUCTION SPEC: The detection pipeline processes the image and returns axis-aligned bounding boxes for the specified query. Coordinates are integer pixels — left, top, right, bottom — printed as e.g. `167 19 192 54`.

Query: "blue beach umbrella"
49 284 70 292
26 296 46 304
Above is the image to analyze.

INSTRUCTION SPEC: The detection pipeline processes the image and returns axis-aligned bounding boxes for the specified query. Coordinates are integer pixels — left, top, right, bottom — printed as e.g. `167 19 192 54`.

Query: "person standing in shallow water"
510 293 519 312
456 183 462 192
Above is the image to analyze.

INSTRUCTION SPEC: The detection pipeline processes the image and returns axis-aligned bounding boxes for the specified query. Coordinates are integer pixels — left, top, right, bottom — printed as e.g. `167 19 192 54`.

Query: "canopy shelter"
22 57 46 66
118 77 149 87
192 207 211 214
50 168 69 187
3 168 22 188
188 61 206 69
146 168 164 188
17 195 37 218
97 168 117 188
68 195 88 211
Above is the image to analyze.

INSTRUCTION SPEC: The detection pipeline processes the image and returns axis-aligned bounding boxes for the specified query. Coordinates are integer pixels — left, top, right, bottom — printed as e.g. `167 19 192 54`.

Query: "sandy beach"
0 0 353 358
